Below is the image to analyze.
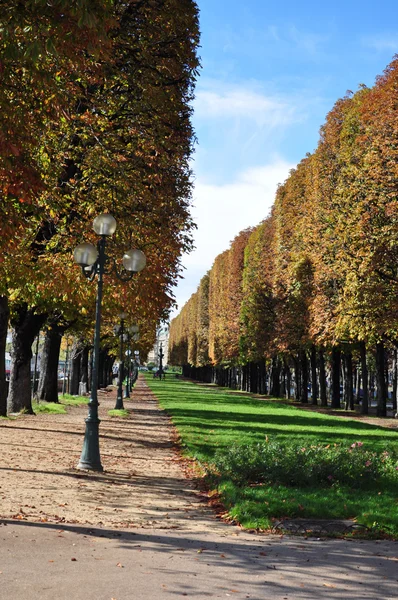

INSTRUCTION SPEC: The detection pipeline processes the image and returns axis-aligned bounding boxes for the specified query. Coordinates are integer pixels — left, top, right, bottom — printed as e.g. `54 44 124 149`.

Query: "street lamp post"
124 324 139 398
124 347 131 399
126 325 140 390
115 313 127 410
158 342 164 378
131 329 140 387
73 213 146 471
132 349 140 387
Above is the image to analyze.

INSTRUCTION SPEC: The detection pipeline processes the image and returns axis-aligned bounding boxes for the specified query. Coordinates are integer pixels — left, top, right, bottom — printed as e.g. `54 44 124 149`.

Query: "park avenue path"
0 376 396 599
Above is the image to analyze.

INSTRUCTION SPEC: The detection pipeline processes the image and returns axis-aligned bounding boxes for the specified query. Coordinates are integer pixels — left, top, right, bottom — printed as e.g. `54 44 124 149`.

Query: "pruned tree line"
0 0 200 415
169 57 398 417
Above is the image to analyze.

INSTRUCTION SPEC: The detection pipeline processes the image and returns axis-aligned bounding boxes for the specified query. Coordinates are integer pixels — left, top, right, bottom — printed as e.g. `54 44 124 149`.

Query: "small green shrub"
210 439 398 490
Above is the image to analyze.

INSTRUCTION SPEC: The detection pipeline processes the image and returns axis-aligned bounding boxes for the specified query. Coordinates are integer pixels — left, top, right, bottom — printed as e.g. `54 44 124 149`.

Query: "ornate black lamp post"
114 313 127 410
124 348 131 399
73 213 146 471
124 324 139 398
131 348 140 388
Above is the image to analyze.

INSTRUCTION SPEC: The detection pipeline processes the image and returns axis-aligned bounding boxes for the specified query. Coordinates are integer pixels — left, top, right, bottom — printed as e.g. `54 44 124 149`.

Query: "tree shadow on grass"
165 407 398 446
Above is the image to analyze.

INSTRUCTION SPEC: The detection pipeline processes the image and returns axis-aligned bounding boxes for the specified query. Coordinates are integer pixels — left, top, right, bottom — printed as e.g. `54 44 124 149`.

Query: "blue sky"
171 0 398 317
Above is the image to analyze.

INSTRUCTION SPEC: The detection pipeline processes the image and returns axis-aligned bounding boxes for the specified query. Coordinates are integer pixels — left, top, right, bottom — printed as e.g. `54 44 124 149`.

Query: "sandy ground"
0 377 223 532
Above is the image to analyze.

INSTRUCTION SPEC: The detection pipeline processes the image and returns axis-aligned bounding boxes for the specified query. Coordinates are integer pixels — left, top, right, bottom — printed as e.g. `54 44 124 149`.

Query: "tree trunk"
106 353 113 387
310 345 318 405
37 324 65 403
0 296 9 416
241 365 247 392
293 355 300 401
250 362 258 394
369 372 375 407
79 345 90 395
330 347 341 409
88 348 93 393
344 351 354 410
259 360 267 395
376 341 387 417
318 348 328 407
392 348 397 415
300 349 308 404
280 362 286 398
285 358 291 399
7 305 47 414
98 348 105 388
270 356 281 397
354 366 360 405
359 341 369 415
70 338 83 395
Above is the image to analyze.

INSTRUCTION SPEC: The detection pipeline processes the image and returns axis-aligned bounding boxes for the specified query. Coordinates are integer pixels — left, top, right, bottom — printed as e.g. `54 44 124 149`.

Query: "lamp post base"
77 417 103 471
114 395 124 410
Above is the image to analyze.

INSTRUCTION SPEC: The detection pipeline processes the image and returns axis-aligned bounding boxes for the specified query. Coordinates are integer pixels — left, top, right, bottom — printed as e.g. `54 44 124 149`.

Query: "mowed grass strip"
145 375 398 537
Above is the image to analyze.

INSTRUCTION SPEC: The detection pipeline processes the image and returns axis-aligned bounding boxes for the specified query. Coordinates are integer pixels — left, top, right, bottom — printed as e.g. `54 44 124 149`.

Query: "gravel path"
0 377 221 531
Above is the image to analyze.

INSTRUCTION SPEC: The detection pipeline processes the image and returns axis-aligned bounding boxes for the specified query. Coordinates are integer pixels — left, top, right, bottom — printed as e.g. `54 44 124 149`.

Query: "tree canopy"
169 57 398 418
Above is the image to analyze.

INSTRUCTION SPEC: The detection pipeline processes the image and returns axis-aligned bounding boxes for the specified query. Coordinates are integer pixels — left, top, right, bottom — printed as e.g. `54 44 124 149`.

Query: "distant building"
146 326 169 367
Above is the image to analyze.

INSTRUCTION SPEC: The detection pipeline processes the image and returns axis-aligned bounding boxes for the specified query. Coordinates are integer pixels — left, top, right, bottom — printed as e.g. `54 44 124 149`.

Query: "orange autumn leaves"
170 56 398 367
0 1 200 344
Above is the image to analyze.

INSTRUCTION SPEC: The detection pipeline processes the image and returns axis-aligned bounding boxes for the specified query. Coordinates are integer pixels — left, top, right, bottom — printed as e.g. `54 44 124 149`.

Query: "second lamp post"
114 313 127 410
124 324 139 399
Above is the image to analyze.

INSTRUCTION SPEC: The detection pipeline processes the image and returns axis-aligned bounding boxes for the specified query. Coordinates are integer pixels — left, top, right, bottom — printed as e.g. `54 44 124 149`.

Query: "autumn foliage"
169 57 398 416
0 1 200 414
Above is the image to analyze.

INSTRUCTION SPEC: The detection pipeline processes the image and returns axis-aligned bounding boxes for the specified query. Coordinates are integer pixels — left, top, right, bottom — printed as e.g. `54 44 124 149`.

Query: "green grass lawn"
32 394 89 414
145 375 398 537
31 400 67 414
108 408 130 418
59 393 89 406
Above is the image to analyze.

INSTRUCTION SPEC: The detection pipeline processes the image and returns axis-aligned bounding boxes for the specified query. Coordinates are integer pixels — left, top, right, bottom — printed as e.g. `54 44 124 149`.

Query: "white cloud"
187 159 293 268
287 26 329 56
194 82 303 128
362 34 398 52
215 23 329 63
170 158 294 316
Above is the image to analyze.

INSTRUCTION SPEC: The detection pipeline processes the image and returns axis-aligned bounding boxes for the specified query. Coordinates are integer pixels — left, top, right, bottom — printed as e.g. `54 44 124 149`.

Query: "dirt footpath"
0 377 220 531
0 376 396 600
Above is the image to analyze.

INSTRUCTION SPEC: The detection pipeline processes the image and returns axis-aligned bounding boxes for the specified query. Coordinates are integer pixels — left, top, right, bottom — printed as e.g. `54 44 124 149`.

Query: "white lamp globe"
122 249 146 272
73 242 98 266
93 214 117 236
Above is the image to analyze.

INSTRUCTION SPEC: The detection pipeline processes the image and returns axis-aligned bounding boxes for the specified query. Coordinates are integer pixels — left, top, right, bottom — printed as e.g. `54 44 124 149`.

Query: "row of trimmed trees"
0 0 200 415
169 57 398 417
